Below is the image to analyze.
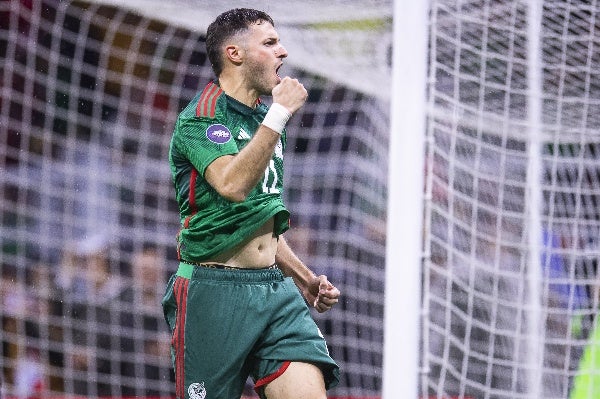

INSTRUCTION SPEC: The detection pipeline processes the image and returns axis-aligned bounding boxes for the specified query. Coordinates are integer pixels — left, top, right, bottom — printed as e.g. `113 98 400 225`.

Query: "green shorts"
162 262 340 399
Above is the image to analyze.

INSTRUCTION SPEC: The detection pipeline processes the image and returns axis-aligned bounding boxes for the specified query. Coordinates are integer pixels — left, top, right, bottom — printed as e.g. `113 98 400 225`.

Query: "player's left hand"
307 275 340 313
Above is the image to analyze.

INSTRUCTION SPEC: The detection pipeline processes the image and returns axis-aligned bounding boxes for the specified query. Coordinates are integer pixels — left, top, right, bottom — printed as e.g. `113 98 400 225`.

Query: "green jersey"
169 80 290 262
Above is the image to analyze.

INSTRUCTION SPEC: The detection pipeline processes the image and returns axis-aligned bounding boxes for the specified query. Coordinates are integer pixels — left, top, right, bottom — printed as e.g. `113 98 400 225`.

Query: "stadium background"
1 1 389 397
4 1 600 399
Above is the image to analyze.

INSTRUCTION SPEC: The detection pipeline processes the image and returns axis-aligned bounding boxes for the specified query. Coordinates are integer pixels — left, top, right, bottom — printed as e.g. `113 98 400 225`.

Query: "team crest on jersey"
188 382 207 399
206 124 231 144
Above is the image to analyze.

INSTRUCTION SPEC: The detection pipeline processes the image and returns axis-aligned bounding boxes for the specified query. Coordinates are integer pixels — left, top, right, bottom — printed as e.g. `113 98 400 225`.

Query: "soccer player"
162 8 340 399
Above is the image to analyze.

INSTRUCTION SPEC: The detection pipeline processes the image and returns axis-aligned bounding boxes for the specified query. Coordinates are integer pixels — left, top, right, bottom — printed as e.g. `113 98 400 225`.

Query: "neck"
217 73 259 108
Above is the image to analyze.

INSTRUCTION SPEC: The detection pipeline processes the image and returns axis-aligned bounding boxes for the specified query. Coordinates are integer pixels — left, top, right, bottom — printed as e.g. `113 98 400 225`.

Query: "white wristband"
262 103 292 135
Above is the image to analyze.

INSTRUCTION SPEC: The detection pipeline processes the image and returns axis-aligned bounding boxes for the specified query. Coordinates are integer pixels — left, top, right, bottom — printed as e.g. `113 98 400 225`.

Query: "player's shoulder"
194 80 226 119
176 81 226 121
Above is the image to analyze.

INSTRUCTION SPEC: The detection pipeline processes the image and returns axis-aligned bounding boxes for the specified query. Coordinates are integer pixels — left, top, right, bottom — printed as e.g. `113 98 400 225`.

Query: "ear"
225 44 243 65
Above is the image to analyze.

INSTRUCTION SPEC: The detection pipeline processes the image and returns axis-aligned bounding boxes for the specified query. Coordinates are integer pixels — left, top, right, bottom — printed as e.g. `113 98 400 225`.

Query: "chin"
265 82 278 95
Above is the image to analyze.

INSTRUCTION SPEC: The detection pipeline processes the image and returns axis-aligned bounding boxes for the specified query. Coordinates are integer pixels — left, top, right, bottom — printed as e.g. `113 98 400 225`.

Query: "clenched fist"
272 76 308 114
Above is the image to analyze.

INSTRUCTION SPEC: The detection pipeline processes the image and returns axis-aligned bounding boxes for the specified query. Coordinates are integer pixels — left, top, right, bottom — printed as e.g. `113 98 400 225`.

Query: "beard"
243 58 278 96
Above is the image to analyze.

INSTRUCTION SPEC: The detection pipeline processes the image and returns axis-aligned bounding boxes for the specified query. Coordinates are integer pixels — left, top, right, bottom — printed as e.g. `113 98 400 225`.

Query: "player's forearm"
207 126 280 202
276 232 341 314
276 235 316 290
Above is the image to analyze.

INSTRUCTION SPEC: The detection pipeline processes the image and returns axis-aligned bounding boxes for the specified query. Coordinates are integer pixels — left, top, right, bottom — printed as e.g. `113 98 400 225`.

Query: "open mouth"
276 63 283 79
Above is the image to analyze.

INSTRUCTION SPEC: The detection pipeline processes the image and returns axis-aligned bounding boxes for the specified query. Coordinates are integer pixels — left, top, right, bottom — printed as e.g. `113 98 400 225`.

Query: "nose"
276 44 288 58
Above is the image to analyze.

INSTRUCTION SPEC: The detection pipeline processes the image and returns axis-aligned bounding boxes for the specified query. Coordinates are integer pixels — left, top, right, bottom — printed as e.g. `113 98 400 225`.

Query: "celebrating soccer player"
162 8 341 399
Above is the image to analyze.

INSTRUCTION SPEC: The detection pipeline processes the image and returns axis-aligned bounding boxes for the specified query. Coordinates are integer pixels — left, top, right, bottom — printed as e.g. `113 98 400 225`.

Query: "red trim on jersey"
184 168 198 228
254 361 292 393
176 234 182 260
172 276 190 399
196 82 222 118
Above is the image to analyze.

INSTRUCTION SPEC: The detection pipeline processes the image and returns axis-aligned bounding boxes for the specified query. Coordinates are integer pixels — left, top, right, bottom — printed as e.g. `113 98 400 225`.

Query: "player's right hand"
272 76 307 114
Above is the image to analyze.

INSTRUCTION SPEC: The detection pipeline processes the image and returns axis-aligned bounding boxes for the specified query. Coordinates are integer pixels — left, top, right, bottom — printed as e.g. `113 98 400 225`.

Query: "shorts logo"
188 382 207 399
206 124 231 144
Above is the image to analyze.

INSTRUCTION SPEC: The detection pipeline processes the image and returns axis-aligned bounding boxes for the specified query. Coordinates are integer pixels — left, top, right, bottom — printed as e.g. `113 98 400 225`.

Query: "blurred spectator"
129 243 167 313
14 346 45 399
1 262 50 398
119 242 174 397
543 229 588 311
1 263 22 393
52 233 125 396
55 234 122 303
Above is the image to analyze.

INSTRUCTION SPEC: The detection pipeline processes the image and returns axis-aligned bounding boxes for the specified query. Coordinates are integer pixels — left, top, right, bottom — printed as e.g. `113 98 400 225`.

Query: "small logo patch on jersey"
237 127 251 140
206 124 231 144
188 382 207 399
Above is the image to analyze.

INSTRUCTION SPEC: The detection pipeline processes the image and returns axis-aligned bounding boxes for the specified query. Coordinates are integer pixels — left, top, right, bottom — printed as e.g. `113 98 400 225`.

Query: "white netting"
0 1 390 397
423 1 600 398
102 0 394 99
6 1 599 398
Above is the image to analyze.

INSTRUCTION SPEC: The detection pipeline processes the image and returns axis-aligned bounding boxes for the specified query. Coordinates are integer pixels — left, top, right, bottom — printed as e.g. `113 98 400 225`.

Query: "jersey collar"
214 79 264 115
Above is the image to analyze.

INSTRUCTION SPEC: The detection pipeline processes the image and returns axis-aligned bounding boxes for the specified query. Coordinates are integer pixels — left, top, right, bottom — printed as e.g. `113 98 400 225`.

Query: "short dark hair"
206 8 274 77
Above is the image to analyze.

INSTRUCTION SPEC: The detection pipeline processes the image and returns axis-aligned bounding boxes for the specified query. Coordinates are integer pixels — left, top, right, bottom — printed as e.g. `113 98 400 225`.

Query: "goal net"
0 1 391 398
423 1 600 399
4 0 599 398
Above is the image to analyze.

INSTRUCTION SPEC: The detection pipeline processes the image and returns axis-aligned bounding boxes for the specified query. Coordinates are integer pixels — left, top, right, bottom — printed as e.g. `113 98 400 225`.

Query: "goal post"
524 0 544 396
383 1 429 398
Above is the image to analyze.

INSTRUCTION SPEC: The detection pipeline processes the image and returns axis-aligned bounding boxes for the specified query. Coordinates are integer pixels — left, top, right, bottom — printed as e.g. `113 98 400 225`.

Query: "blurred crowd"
1 236 175 398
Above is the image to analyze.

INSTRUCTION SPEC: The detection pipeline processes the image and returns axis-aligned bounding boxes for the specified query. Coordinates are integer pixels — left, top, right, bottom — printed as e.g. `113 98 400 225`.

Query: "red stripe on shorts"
173 276 189 399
